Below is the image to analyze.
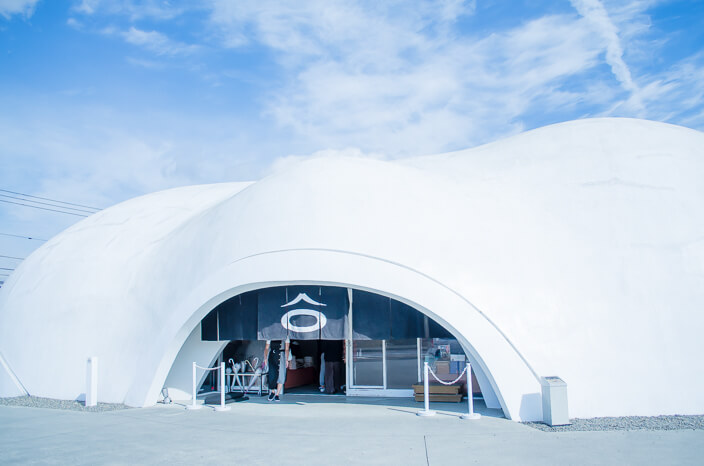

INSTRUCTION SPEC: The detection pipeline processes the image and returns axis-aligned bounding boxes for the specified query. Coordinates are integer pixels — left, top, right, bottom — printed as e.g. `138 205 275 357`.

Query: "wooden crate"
412 384 460 395
413 393 463 403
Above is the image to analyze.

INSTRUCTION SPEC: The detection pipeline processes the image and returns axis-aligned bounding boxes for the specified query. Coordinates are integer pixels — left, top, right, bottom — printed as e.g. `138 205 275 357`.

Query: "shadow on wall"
520 393 542 422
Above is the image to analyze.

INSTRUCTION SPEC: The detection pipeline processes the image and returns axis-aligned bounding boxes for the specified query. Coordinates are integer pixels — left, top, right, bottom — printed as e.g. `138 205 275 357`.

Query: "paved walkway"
1 395 702 465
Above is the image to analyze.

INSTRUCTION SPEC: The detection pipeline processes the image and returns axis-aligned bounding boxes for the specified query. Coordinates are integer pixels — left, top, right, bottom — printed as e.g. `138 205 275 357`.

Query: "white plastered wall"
1 118 702 421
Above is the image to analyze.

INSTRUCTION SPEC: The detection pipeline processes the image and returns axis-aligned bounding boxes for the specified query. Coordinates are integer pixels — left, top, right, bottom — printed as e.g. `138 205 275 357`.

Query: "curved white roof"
1 118 702 421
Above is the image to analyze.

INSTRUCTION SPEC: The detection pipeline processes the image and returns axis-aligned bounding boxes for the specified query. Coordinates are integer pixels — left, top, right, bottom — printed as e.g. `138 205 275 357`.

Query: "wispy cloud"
72 0 187 21
55 0 703 156
0 0 40 19
124 56 165 69
72 0 99 15
119 26 199 56
208 2 604 154
66 17 82 29
638 52 704 127
569 0 643 111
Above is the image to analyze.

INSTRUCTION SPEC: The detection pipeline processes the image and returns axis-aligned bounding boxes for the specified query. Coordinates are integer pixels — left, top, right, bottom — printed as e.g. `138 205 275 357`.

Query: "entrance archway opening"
163 284 495 412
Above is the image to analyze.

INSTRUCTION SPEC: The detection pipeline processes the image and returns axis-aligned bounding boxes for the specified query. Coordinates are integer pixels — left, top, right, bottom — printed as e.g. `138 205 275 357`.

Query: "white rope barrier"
186 361 231 412
417 362 481 420
428 366 468 386
195 364 219 371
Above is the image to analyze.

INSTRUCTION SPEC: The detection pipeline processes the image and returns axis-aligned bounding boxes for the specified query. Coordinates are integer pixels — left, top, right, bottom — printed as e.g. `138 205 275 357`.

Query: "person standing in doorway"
264 337 290 402
321 340 344 394
318 350 326 393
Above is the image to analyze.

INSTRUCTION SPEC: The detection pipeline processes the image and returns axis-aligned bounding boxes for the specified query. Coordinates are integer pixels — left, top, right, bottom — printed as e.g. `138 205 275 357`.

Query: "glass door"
350 340 384 387
385 339 420 389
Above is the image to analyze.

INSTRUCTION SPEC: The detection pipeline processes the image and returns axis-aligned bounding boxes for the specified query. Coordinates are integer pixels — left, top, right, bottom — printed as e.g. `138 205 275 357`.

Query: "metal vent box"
541 376 570 426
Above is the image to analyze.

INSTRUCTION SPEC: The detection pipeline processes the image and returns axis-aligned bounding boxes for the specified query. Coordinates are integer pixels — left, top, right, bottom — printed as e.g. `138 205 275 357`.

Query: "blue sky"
0 0 703 268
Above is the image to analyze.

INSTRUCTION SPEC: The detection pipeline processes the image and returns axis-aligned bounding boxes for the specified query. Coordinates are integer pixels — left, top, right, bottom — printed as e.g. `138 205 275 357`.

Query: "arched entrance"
165 285 491 403
128 249 543 421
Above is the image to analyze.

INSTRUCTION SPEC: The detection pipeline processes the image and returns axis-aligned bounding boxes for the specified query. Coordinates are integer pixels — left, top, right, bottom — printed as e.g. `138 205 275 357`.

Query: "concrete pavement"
1 395 702 465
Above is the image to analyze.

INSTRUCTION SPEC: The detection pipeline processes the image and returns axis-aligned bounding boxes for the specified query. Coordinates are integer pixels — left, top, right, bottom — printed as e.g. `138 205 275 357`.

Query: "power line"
0 255 24 260
0 199 90 217
0 267 15 271
0 232 47 242
0 189 102 211
0 194 98 214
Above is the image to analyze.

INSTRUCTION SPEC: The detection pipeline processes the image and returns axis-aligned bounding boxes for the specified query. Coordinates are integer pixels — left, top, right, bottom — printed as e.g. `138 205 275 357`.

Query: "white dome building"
1 118 702 422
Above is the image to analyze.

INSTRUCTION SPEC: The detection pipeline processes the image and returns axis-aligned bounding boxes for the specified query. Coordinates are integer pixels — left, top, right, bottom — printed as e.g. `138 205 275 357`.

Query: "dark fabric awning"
200 308 218 341
201 286 451 342
258 286 349 340
218 291 258 340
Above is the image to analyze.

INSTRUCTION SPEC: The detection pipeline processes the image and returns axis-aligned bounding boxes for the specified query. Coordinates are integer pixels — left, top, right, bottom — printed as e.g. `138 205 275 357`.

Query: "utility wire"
0 194 97 214
0 189 102 211
0 267 15 271
0 199 89 217
0 232 47 242
0 255 24 260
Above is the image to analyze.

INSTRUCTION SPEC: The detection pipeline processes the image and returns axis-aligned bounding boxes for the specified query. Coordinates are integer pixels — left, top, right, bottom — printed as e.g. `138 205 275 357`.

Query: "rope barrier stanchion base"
417 362 436 417
214 405 231 412
460 363 481 420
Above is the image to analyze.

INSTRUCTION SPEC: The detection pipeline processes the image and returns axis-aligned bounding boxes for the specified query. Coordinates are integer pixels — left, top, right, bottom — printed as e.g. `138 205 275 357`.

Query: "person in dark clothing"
321 340 345 394
264 338 290 402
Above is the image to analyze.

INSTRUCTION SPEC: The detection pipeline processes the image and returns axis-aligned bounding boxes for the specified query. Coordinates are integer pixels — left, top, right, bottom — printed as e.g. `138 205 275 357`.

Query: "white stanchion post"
85 356 98 407
214 362 231 412
417 361 435 417
186 361 201 410
461 362 481 420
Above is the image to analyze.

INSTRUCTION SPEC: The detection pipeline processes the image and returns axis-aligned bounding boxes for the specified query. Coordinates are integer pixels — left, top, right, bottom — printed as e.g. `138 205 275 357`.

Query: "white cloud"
208 0 470 59
569 0 643 111
66 17 82 29
69 0 701 156
125 56 166 69
0 0 40 19
121 26 199 56
73 0 99 15
208 2 604 154
639 53 704 127
71 0 187 20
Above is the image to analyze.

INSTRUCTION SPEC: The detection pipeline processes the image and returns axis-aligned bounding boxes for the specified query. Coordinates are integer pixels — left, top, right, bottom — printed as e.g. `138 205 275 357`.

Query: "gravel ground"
523 415 704 432
0 396 128 412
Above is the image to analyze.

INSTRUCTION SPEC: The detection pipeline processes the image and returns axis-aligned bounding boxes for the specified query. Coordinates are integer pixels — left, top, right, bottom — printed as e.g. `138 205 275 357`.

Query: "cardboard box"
435 361 450 375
